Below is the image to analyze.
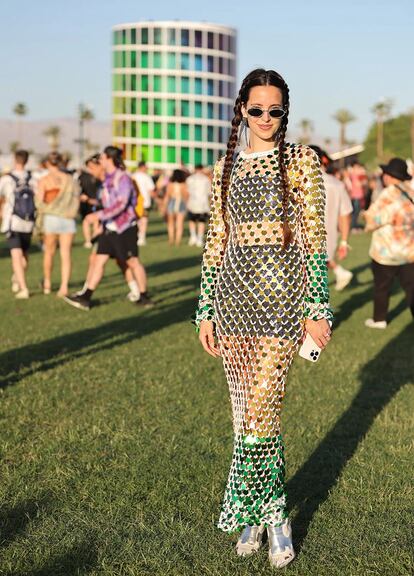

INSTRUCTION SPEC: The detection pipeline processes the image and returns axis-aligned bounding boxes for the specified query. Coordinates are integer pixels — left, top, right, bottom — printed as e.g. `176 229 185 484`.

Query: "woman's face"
242 85 284 143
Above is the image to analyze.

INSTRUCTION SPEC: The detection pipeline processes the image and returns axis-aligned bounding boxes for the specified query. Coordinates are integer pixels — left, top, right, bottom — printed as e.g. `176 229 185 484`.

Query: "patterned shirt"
364 182 414 265
98 169 137 234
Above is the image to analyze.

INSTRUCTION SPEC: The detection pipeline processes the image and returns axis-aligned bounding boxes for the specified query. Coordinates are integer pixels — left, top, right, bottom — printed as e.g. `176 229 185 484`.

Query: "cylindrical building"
112 21 237 170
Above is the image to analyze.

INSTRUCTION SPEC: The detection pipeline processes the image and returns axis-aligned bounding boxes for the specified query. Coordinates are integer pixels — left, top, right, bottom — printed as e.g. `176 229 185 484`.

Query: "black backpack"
10 172 36 222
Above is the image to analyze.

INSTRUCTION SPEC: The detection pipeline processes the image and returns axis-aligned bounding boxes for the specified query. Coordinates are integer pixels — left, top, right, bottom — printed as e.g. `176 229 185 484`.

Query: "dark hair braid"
220 93 243 233
276 83 292 248
220 68 292 247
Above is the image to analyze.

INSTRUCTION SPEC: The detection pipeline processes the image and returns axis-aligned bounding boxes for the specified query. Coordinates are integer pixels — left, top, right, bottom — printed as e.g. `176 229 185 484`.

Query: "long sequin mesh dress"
194 143 333 533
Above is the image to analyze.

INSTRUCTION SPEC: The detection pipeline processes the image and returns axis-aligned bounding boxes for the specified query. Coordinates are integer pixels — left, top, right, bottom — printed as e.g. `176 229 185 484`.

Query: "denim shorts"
43 214 76 234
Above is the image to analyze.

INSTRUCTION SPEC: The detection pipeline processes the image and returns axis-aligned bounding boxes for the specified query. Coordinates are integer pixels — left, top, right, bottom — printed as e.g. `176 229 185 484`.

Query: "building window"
194 54 203 72
113 30 119 45
194 101 203 118
195 30 202 48
121 74 127 90
167 123 176 139
154 123 162 139
122 51 127 68
153 52 162 68
181 147 190 164
131 122 137 137
140 145 149 162
207 32 214 49
141 28 148 44
167 29 176 45
131 51 136 68
219 57 224 74
167 76 176 92
207 149 215 165
218 81 224 97
219 103 225 120
207 55 214 72
167 99 176 115
154 28 162 45
141 75 149 91
167 53 176 69
181 53 190 70
131 99 137 114
194 78 203 95
154 75 162 92
195 148 203 165
207 126 215 142
131 75 137 91
207 102 214 119
181 29 189 46
219 34 224 51
142 122 149 138
207 79 214 96
141 99 149 114
154 99 163 115
181 124 189 140
167 146 176 162
141 52 148 67
181 76 190 93
154 146 162 162
122 30 127 45
181 100 190 117
131 29 136 44
194 125 203 141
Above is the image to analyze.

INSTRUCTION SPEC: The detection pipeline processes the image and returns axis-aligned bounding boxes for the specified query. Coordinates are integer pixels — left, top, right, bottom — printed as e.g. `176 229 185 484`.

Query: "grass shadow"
288 322 414 552
0 295 198 390
0 493 54 547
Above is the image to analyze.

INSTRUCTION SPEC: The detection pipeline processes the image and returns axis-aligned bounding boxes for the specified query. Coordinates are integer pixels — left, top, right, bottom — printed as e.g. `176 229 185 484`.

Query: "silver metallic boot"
236 524 266 556
267 520 295 568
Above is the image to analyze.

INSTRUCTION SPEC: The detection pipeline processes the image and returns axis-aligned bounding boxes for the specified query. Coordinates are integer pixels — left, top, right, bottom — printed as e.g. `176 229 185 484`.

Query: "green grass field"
0 218 413 576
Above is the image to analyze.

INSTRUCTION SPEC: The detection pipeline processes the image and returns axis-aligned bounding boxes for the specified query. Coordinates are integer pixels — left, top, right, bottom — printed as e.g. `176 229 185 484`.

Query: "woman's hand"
305 318 332 349
199 320 221 358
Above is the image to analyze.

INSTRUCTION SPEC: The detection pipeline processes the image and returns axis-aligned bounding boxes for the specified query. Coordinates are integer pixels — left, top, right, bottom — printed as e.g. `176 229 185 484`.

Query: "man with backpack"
0 150 36 299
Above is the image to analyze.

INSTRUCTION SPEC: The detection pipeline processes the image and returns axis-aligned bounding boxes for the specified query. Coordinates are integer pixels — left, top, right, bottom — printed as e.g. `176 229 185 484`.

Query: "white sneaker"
11 275 19 293
195 238 204 247
15 289 29 299
334 268 353 291
83 241 93 249
127 291 140 303
365 318 387 329
188 237 197 246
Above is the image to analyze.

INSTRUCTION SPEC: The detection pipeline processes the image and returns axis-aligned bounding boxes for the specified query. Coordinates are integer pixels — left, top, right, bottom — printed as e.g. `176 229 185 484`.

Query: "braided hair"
221 69 292 247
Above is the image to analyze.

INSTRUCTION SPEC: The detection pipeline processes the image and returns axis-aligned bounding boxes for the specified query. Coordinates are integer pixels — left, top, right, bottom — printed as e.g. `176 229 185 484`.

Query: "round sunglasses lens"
269 109 285 118
247 108 263 117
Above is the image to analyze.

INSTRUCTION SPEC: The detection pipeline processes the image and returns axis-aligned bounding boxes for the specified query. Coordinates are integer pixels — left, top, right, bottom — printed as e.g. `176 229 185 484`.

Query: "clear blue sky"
1 0 413 143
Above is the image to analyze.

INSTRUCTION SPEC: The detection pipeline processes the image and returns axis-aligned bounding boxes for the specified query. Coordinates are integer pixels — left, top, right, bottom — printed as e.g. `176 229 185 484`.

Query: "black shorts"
97 225 138 261
188 212 209 223
7 231 32 252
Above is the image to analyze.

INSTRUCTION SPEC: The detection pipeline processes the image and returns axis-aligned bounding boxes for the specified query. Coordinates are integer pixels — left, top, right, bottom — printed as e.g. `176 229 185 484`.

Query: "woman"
37 152 79 296
163 169 188 246
194 69 332 568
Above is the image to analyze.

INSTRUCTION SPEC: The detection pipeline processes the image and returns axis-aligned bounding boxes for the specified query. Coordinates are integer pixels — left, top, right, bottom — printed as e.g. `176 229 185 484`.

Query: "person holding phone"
193 69 332 568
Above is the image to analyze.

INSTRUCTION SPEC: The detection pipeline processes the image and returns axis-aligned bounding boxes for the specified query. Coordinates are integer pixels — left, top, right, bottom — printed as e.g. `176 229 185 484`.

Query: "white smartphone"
298 321 332 363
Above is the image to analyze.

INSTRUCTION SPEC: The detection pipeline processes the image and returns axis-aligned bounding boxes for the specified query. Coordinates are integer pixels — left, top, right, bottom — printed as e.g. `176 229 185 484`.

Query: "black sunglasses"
247 106 286 119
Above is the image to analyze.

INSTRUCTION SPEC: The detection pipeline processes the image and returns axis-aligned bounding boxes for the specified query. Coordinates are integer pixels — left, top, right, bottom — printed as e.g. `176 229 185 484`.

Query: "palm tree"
9 141 20 154
13 102 28 145
298 119 313 144
333 109 356 150
371 99 393 160
43 125 62 151
78 104 95 164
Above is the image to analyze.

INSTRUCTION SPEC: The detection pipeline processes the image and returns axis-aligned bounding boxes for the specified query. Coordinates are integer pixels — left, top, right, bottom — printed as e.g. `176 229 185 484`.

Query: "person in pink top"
348 161 367 230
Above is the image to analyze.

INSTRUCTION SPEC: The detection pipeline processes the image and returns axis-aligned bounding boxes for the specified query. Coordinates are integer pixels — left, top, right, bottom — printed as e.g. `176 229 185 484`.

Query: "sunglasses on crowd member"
247 106 286 119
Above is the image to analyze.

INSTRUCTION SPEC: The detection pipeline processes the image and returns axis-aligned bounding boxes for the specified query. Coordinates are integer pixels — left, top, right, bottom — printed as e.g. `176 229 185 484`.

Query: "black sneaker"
136 293 155 308
63 294 91 311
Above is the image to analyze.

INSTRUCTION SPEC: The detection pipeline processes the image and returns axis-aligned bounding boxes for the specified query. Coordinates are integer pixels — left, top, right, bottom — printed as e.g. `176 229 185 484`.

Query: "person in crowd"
186 164 211 247
363 158 414 328
78 155 102 248
132 161 155 246
163 169 188 246
194 68 332 568
0 150 36 299
310 146 353 291
63 146 154 311
36 152 80 297
347 161 367 230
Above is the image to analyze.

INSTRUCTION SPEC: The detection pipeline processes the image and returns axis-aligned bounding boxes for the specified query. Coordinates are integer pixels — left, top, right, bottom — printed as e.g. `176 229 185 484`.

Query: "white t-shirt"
132 171 155 210
323 172 353 261
186 172 211 214
0 169 34 233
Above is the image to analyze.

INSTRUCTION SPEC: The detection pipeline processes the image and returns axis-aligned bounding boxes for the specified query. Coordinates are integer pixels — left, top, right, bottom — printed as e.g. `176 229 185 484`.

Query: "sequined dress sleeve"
296 148 333 321
193 159 226 330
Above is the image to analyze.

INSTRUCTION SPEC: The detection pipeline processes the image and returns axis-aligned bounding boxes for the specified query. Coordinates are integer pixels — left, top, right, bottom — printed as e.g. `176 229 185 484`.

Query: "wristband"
339 240 351 249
